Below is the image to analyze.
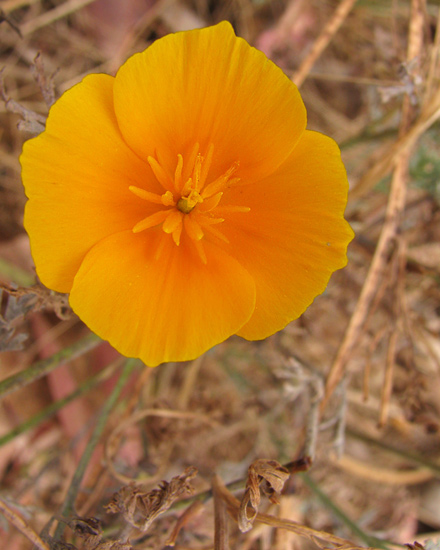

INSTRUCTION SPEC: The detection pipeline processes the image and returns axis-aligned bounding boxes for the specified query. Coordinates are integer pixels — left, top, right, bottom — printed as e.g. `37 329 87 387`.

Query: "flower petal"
113 21 306 183
219 130 354 340
69 231 256 366
21 74 157 293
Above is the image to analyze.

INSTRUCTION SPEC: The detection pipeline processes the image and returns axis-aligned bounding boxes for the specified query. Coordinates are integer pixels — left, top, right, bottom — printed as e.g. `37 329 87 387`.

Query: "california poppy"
21 22 353 366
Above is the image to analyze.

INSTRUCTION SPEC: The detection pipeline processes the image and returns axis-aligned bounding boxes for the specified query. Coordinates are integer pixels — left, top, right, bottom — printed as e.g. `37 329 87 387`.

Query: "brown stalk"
0 498 50 550
331 454 432 485
213 474 230 550
20 0 99 36
322 0 427 411
292 0 358 88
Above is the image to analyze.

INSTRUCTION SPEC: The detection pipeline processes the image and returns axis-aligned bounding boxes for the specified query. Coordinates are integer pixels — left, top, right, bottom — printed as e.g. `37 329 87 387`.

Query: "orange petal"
69 231 256 366
219 130 354 340
21 74 157 293
113 21 306 183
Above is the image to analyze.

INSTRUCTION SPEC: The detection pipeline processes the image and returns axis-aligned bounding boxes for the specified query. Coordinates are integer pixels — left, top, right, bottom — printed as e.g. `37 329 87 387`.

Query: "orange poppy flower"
21 22 353 367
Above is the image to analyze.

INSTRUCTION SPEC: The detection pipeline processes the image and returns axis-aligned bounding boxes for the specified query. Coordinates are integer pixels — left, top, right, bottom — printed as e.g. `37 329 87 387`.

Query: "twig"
0 498 50 550
292 0 358 87
53 357 139 541
213 474 230 550
0 332 101 399
20 0 98 36
322 0 427 410
0 7 22 36
330 454 432 485
2 0 40 14
378 327 399 427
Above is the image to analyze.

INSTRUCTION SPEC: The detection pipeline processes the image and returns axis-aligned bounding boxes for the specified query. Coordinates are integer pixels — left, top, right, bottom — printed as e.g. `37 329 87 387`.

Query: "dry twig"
0 498 50 550
292 0 358 87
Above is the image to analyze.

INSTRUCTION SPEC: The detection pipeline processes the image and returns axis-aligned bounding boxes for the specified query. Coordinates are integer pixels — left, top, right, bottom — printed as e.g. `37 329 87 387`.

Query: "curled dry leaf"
68 516 102 549
105 467 198 532
238 459 290 533
64 516 132 550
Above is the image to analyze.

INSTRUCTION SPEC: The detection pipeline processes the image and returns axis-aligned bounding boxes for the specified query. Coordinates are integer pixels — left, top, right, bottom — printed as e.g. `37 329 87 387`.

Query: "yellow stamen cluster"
129 144 250 263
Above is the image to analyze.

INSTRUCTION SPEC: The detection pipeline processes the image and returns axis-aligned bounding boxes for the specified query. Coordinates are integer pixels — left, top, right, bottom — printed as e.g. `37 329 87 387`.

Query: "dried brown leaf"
238 459 290 533
68 516 102 549
105 467 198 532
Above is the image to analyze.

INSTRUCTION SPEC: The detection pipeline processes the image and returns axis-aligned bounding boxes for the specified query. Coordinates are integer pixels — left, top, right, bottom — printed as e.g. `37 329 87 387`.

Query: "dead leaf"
64 516 132 550
105 467 198 532
238 459 290 533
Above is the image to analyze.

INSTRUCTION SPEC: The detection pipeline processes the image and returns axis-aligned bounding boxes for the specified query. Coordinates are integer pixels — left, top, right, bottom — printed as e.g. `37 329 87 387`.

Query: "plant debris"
105 466 198 532
238 459 290 532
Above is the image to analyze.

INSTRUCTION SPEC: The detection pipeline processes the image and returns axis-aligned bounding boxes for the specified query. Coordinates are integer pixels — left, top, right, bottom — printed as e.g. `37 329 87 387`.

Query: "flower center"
128 143 249 263
177 189 203 214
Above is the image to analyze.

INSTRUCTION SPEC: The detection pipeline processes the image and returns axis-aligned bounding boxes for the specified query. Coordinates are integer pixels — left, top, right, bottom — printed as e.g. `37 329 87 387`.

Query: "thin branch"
0 498 50 550
292 0 358 87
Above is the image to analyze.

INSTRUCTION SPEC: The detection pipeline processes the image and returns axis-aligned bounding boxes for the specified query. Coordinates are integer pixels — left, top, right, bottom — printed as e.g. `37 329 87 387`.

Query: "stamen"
181 177 193 197
184 215 204 241
198 215 224 225
174 154 184 192
182 143 200 183
193 154 203 191
214 205 251 214
198 192 223 213
172 225 182 246
161 191 176 206
148 156 173 191
163 209 183 234
129 145 248 261
132 209 169 233
129 186 164 204
199 143 214 190
202 161 240 199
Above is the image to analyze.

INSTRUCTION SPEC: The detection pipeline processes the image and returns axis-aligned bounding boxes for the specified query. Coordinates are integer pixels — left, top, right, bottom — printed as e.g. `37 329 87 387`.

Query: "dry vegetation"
1 0 440 549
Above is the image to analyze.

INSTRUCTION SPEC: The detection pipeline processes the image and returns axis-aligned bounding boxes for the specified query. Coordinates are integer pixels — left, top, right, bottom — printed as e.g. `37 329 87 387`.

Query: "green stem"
299 472 395 550
0 359 122 447
53 357 139 540
0 332 101 399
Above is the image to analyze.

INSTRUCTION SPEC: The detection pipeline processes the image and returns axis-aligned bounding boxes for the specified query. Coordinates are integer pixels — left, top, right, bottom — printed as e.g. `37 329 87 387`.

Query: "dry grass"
1 1 440 549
